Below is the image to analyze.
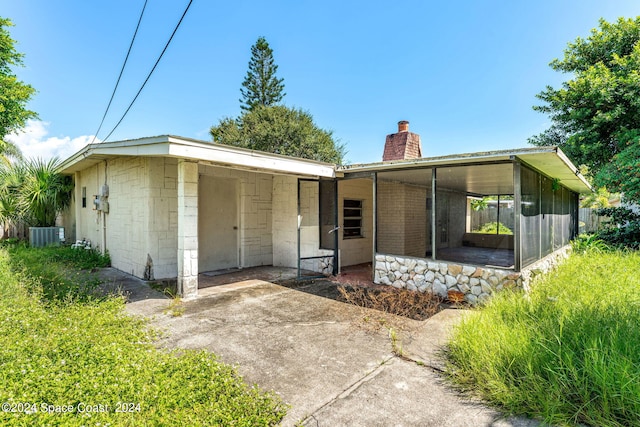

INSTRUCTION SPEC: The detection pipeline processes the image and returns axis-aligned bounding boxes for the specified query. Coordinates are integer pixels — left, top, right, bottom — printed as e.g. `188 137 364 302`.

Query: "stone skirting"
374 246 571 305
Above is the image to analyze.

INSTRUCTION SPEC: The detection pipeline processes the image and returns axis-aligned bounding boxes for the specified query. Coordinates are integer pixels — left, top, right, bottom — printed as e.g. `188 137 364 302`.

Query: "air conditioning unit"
29 227 64 247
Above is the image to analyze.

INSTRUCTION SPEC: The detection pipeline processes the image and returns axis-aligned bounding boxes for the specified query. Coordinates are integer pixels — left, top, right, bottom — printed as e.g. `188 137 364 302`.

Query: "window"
82 187 87 208
343 199 363 238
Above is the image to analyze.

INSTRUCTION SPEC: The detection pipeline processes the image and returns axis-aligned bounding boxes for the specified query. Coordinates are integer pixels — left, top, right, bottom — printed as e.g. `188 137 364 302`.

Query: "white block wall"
272 175 298 268
74 157 179 280
177 160 198 297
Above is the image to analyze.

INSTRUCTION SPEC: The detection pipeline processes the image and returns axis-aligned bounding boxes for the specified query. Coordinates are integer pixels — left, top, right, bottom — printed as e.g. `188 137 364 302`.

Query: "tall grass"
3 243 111 301
446 250 640 427
0 246 286 426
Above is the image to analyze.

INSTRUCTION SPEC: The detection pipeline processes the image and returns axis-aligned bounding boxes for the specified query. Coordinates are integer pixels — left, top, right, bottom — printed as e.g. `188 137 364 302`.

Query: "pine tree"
239 37 285 110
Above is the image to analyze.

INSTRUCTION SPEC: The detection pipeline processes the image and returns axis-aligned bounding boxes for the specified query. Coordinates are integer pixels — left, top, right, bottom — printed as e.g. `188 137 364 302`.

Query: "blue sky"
3 0 640 164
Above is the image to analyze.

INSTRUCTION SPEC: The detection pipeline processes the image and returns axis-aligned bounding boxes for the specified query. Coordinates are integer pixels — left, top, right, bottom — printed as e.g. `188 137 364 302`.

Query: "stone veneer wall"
374 245 571 305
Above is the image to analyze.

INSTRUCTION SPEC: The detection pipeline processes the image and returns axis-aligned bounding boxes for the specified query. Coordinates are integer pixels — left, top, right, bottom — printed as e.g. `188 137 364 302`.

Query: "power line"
90 0 148 145
102 0 194 143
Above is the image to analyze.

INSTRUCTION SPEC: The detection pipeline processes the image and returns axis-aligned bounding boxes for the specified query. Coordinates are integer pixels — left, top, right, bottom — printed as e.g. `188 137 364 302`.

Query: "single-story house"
58 122 592 302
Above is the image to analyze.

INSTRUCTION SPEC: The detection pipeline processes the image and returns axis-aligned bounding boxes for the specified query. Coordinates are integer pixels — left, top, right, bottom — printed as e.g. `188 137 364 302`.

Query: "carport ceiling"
377 163 514 195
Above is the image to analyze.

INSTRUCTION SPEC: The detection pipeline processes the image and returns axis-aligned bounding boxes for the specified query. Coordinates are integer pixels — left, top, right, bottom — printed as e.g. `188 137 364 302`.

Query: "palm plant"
0 138 23 166
18 158 73 227
0 163 25 236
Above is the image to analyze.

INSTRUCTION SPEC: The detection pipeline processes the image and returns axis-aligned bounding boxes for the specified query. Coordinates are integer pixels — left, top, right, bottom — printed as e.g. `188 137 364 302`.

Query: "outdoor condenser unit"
29 227 64 247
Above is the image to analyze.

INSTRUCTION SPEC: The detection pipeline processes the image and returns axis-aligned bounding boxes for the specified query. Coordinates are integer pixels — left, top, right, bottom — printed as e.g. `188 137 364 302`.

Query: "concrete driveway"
111 270 539 426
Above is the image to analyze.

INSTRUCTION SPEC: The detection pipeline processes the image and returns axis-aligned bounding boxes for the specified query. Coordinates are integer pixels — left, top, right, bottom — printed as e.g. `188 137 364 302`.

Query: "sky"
3 0 640 164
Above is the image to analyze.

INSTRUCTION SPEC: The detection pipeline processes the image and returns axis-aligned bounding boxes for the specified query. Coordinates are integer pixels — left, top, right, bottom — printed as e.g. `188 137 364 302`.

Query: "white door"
198 175 239 272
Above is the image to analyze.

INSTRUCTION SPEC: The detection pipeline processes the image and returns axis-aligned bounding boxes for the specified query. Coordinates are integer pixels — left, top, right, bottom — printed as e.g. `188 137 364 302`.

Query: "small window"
343 199 363 238
82 187 87 208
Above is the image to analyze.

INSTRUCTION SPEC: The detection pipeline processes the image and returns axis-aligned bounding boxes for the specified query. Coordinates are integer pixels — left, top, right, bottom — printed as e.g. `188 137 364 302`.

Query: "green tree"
0 17 36 161
210 105 345 164
240 36 285 111
529 17 640 203
0 163 24 236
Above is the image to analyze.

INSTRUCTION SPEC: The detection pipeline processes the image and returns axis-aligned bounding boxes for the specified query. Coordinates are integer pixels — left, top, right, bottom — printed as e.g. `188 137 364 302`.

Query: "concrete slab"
304 357 539 427
400 308 471 371
113 272 540 427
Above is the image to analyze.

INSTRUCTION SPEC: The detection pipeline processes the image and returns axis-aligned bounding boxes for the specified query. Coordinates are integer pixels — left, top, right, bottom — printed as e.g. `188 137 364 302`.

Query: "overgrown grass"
446 250 640 427
0 246 286 426
2 243 112 301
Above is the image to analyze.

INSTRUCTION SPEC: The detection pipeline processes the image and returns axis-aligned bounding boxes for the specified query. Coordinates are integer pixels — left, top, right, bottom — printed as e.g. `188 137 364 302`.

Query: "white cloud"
6 120 99 161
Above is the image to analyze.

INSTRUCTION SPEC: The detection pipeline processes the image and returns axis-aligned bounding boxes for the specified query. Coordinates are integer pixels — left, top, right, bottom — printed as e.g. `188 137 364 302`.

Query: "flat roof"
338 146 592 194
57 135 337 178
58 137 591 194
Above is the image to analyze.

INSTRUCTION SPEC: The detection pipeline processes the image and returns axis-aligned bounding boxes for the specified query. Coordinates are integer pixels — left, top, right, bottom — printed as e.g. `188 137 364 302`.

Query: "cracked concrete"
101 268 540 426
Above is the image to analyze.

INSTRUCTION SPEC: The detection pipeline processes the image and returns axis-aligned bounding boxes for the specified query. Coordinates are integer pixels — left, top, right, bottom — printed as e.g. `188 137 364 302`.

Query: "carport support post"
177 160 199 298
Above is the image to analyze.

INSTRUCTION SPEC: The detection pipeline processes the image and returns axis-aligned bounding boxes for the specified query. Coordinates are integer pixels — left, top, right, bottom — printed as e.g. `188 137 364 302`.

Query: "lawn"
446 249 640 427
0 244 286 426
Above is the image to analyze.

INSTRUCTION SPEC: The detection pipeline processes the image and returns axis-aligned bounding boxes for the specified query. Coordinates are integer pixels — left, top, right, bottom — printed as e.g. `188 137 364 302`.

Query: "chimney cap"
398 120 409 132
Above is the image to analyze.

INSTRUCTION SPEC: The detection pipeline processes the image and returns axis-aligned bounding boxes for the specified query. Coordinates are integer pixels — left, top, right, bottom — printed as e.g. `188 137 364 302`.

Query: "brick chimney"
382 121 422 161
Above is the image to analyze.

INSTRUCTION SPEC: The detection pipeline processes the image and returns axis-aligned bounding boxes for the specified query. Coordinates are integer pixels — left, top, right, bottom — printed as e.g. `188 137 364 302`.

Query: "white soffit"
341 147 592 194
58 135 336 178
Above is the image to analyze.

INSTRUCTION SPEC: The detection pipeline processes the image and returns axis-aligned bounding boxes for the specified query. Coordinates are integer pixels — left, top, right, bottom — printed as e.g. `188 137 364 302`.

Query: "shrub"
594 206 640 249
446 251 640 427
472 221 513 235
571 233 611 253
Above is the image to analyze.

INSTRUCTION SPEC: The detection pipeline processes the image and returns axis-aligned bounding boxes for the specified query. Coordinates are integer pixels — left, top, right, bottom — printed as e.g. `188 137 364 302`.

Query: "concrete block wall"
377 180 428 257
177 160 198 297
338 178 373 266
377 181 405 255
404 184 428 257
146 158 178 279
73 158 179 280
105 157 157 278
272 175 298 268
75 163 102 248
199 164 273 268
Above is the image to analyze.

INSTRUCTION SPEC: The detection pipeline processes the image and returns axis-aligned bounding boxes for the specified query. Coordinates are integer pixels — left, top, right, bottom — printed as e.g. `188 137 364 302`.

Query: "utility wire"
90 0 148 145
102 0 194 143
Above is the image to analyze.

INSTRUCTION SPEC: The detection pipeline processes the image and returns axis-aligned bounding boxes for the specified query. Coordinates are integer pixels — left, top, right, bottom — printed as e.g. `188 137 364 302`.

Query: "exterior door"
198 175 239 272
436 191 450 249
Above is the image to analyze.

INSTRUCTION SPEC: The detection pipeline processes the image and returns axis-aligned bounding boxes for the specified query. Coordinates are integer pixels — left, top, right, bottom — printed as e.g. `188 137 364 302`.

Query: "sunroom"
338 146 591 303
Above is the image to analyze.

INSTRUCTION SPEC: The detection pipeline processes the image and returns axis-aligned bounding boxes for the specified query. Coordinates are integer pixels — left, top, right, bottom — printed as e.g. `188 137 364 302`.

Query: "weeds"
163 289 186 317
446 250 640 427
0 246 286 426
388 328 403 356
